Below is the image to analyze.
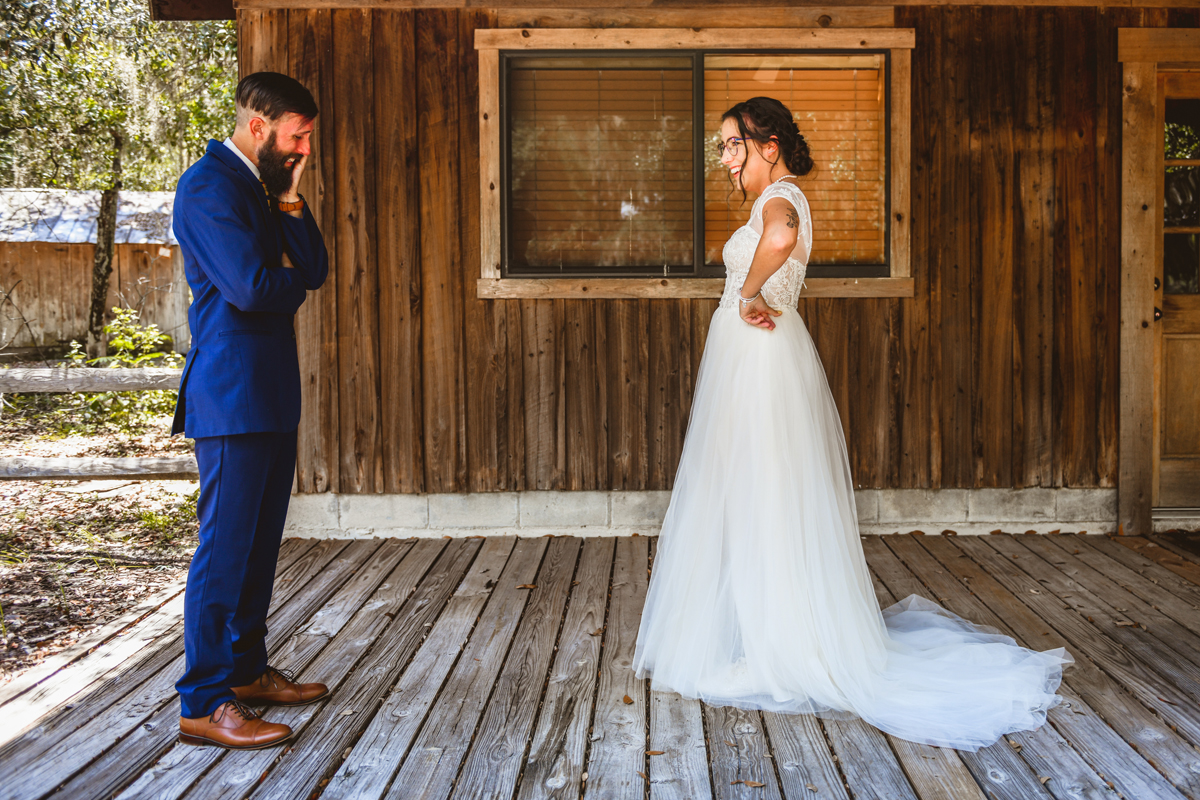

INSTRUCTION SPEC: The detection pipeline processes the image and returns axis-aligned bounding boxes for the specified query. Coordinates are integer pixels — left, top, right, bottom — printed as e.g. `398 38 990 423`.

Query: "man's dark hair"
235 72 319 123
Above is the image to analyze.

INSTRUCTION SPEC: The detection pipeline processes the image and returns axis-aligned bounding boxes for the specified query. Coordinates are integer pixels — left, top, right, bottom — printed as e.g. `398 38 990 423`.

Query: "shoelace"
263 665 299 688
212 699 261 724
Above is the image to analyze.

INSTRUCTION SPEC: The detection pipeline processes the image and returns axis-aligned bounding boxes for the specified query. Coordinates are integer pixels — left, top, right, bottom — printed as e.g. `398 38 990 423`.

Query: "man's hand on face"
281 152 307 204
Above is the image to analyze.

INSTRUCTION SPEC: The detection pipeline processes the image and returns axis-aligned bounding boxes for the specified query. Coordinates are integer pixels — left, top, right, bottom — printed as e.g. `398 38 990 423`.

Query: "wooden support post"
1119 60 1158 535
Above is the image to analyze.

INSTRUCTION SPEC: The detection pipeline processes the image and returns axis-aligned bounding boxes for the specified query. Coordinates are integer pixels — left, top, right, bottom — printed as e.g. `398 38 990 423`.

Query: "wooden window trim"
476 28 915 299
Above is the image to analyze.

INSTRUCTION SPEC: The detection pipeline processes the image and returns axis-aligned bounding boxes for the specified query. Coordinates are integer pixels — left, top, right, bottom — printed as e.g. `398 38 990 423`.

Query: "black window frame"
500 48 892 280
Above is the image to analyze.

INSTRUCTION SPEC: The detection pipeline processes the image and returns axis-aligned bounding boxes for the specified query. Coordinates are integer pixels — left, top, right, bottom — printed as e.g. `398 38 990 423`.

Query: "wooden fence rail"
0 367 183 393
0 456 198 481
1 367 192 482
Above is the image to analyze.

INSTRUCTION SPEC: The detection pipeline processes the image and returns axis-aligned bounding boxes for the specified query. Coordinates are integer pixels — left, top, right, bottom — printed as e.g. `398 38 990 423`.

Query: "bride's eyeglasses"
716 137 745 157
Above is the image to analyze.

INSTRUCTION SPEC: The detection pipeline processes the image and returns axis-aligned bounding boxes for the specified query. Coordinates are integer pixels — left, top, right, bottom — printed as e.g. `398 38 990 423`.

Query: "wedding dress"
631 178 1073 752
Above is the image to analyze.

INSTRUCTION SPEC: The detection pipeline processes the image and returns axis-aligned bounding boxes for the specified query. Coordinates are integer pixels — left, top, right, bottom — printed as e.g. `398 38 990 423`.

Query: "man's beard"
257 131 297 198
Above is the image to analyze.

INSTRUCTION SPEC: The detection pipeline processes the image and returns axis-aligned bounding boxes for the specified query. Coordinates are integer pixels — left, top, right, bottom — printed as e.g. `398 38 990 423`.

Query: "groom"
171 72 330 749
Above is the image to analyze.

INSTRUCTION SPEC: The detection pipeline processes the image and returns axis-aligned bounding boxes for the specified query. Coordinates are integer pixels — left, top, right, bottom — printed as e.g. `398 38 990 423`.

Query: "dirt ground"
0 393 199 684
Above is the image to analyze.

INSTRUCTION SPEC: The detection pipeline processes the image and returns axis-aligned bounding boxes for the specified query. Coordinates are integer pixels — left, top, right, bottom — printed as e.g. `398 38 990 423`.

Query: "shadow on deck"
3 532 1200 800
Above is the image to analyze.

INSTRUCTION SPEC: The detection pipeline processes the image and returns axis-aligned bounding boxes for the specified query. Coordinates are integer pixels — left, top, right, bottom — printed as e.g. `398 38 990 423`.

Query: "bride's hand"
739 293 782 331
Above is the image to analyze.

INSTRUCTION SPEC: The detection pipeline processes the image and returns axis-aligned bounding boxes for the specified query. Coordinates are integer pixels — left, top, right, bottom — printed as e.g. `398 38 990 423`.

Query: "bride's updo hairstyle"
722 96 814 203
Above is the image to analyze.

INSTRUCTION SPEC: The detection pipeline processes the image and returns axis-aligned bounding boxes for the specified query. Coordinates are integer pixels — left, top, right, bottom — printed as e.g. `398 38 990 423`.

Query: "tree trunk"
87 130 124 358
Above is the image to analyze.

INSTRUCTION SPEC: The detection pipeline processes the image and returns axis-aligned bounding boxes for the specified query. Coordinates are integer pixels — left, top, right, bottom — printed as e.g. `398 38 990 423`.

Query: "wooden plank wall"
238 6 1199 495
0 242 187 352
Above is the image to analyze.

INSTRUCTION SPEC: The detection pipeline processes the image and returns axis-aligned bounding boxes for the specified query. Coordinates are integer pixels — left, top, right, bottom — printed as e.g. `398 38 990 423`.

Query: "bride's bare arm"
738 196 800 329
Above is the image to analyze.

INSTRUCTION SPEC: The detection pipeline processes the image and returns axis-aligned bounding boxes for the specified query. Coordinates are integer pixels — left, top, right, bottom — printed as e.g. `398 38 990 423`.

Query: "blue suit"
172 139 328 718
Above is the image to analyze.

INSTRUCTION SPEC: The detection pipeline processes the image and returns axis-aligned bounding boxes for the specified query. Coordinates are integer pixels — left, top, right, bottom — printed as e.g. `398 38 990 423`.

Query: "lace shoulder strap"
753 181 812 261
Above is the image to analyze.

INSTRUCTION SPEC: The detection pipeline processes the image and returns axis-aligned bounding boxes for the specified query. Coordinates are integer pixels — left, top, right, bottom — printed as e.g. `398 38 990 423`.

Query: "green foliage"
137 488 197 543
1165 122 1200 163
0 0 236 191
7 308 183 434
91 307 184 369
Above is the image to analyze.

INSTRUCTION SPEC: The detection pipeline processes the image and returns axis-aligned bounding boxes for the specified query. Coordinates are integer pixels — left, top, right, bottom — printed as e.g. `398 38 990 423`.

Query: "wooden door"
1156 73 1200 509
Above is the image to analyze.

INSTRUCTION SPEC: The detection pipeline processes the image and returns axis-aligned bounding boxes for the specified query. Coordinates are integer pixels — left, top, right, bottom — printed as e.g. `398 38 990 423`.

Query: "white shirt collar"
223 137 261 180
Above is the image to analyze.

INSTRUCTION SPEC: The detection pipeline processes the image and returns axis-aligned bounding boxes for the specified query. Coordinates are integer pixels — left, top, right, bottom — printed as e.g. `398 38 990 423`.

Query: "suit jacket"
171 139 329 438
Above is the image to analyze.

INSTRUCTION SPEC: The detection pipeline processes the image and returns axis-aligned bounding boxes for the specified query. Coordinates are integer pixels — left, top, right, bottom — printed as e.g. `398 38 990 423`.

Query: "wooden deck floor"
4 532 1200 800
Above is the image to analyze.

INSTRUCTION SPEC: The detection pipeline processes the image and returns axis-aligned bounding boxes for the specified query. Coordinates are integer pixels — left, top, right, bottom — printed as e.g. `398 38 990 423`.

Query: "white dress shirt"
223 137 261 180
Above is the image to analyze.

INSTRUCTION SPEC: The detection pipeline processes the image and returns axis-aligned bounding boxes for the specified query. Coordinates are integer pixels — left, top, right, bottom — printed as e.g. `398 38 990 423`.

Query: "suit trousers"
176 430 297 718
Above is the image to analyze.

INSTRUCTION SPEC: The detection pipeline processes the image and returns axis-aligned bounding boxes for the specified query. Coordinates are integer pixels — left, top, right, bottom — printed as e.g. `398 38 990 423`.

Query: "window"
507 55 695 276
477 29 914 298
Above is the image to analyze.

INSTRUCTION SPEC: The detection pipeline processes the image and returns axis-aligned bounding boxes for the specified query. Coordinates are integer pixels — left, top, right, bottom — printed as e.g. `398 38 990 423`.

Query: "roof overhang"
149 0 233 21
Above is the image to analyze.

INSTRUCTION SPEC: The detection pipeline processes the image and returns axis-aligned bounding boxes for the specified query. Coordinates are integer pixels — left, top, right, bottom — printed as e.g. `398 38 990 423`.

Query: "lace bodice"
718 181 812 311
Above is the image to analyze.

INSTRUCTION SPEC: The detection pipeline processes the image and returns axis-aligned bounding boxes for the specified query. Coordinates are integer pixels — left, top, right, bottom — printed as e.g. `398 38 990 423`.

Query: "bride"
631 97 1073 752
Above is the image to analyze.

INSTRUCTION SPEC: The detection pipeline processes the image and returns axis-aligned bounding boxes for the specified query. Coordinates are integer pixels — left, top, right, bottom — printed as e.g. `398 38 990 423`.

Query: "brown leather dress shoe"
231 666 329 707
179 700 292 749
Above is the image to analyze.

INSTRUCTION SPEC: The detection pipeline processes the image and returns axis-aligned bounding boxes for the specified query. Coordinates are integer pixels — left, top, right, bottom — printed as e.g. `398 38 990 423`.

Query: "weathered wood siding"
0 242 188 352
237 7 1199 494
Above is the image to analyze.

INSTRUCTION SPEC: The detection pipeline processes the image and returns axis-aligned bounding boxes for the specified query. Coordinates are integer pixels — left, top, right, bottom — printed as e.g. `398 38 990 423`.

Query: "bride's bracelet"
738 291 760 307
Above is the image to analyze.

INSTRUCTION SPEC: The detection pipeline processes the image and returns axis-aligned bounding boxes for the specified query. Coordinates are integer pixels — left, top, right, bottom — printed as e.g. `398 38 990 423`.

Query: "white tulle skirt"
632 305 1074 752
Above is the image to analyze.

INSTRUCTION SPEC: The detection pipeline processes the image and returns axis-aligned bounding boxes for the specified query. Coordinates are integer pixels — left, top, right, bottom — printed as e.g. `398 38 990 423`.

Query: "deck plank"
1081 534 1200 611
951 537 1200 749
320 537 517 800
584 535 650 800
381 537 549 800
704 705 784 800
453 537 584 800
821 716 919 800
518 538 615 800
1112 536 1200 587
9 534 1200 800
760 712 850 800
919 535 1200 799
1055 534 1200 639
878 535 1174 800
118 537 422 800
0 538 351 800
1148 533 1200 568
224 539 479 800
986 536 1200 709
1025 535 1200 663
649 692 711 800
12 540 375 800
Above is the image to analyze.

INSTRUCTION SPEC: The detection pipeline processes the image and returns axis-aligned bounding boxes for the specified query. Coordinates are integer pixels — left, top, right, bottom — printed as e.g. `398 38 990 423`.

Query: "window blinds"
703 55 886 267
507 57 694 275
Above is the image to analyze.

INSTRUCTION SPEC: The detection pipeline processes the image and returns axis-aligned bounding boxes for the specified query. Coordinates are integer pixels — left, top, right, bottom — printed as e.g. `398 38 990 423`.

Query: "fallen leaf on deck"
517 584 536 589
622 694 633 704
647 750 664 755
1039 776 1051 785
744 780 766 787
805 784 818 791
